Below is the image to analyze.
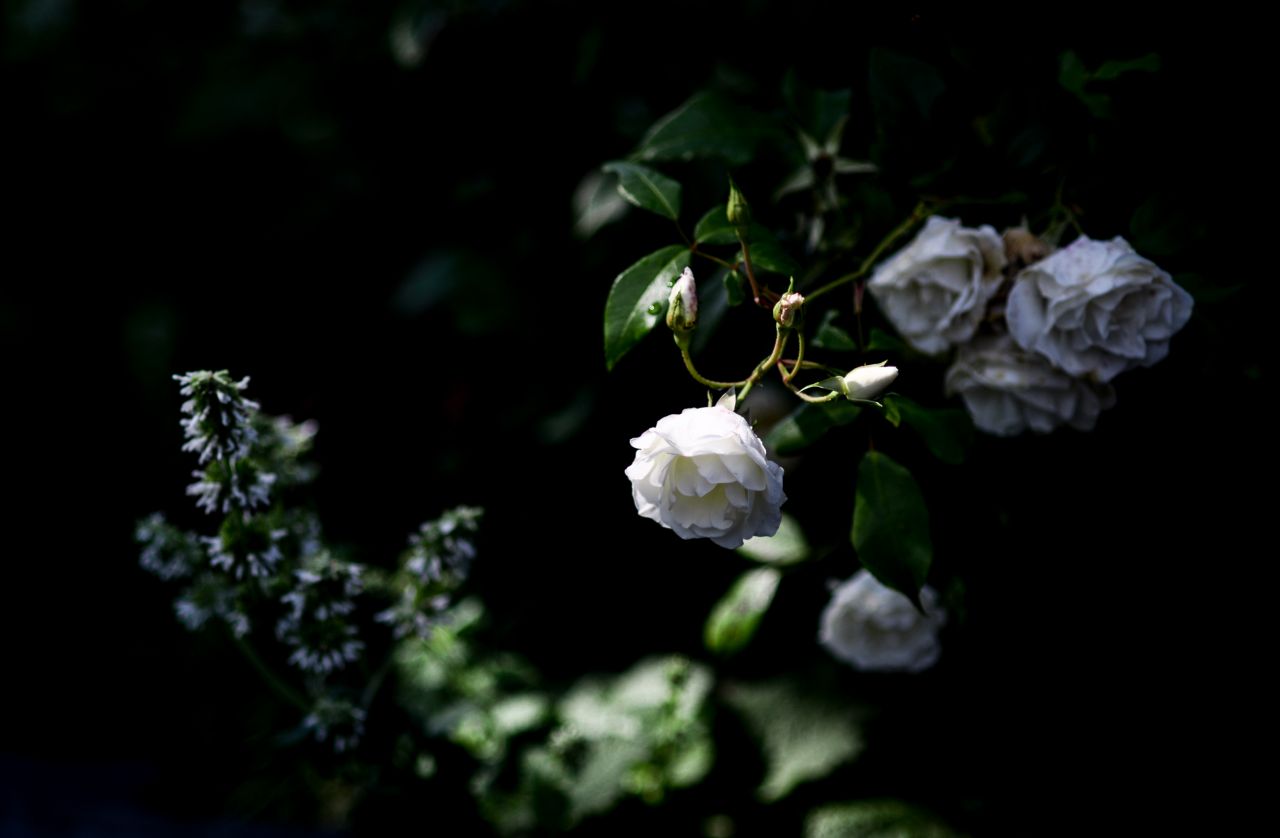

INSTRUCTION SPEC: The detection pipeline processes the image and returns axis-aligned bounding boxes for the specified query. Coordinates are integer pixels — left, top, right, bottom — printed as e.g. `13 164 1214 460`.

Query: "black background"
3 3 1266 834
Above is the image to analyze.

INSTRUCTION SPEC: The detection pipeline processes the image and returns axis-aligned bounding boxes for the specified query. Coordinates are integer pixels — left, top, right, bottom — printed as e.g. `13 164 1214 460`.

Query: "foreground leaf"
633 92 767 166
806 800 958 838
704 567 781 655
602 161 682 220
603 245 689 370
723 679 864 802
766 400 862 455
694 204 738 245
852 452 932 602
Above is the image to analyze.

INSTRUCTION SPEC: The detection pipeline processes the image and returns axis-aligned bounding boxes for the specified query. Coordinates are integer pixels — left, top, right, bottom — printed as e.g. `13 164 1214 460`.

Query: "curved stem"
680 346 749 390
782 332 807 384
777 365 841 403
738 328 790 403
804 202 931 304
232 632 309 711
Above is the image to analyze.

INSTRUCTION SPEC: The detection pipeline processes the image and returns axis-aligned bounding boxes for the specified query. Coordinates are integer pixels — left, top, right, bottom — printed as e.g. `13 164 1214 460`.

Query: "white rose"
626 402 785 549
944 335 1116 436
867 216 1007 355
819 570 946 673
1006 235 1193 382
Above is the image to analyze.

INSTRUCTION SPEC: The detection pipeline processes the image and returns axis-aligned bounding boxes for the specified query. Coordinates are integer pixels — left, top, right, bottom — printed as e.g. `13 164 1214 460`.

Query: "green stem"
692 248 738 271
782 331 807 384
737 328 790 403
680 344 749 390
804 202 931 304
232 632 309 711
777 367 841 403
736 232 766 307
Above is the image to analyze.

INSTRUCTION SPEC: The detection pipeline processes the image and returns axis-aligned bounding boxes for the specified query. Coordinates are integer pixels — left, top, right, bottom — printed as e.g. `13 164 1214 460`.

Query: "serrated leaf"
633 92 765 166
886 395 972 465
694 203 738 245
738 512 809 566
852 452 932 602
811 310 859 351
602 161 682 220
806 800 958 838
604 246 689 370
766 399 862 455
724 679 864 802
704 567 781 655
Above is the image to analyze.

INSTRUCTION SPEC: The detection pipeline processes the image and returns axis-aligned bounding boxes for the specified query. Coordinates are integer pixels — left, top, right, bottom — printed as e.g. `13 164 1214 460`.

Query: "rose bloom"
1006 235 1193 382
945 335 1116 436
819 570 946 673
626 403 785 549
867 216 1007 355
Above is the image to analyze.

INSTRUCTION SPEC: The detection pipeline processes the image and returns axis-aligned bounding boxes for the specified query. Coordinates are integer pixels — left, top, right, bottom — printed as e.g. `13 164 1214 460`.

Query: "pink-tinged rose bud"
772 291 804 328
666 267 699 333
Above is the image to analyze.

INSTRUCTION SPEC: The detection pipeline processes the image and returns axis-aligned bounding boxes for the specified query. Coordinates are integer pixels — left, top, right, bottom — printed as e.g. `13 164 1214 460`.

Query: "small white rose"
944 334 1116 436
841 361 898 401
819 570 946 673
1006 235 1193 382
867 216 1007 355
626 402 785 549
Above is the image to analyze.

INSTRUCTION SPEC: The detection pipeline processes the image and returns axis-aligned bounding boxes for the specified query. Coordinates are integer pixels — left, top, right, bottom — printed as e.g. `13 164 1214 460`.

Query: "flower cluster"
377 506 482 639
276 551 365 674
869 219 1192 435
175 371 276 514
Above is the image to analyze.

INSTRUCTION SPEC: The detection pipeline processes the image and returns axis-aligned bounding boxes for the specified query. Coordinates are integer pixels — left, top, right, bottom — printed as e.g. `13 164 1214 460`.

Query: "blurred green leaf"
739 224 799 277
852 452 932 603
806 800 958 838
602 161 682 220
704 567 781 655
1129 195 1205 257
737 512 810 566
573 170 630 238
869 49 945 123
604 245 689 370
782 72 852 149
690 267 731 356
694 203 738 245
724 679 864 802
766 399 862 455
886 395 974 465
723 270 746 307
1094 52 1161 81
866 328 911 355
632 91 768 166
811 310 859 352
1174 272 1242 305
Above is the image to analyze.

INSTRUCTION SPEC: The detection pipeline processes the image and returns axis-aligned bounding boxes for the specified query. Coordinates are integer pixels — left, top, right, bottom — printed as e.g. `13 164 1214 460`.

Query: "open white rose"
819 570 946 673
1006 235 1193 382
945 335 1116 436
867 216 1007 355
626 401 785 549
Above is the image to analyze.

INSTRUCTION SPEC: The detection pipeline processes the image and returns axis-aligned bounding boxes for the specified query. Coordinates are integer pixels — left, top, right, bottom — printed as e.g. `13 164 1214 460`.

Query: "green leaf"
632 92 765 166
691 267 731 356
739 224 799 276
573 170 629 238
704 567 781 655
1058 50 1088 94
866 327 911 355
724 679 864 802
869 48 945 123
604 245 689 370
723 270 746 307
811 310 859 351
782 72 852 150
766 399 862 456
602 161 682 220
852 452 932 603
737 512 810 566
806 800 958 838
886 395 974 465
1094 52 1161 80
694 204 738 245
881 398 901 428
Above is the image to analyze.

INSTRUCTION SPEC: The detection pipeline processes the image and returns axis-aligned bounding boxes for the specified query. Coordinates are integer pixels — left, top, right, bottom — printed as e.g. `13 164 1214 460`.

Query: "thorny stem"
232 632 310 711
804 202 932 304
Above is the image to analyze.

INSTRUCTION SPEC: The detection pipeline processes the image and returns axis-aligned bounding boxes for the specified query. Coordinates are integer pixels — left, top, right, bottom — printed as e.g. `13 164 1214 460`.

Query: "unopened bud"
666 267 699 334
841 361 898 401
727 177 751 231
1003 226 1052 271
773 291 805 328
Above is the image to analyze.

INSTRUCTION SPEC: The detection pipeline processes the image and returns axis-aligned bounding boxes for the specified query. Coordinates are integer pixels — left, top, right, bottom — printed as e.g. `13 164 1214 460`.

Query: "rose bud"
727 176 751 230
772 291 804 328
840 361 898 401
666 267 699 334
1002 225 1052 272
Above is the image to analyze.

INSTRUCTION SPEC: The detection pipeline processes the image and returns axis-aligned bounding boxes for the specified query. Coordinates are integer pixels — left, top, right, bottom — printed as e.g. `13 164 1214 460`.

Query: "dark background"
3 2 1265 834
